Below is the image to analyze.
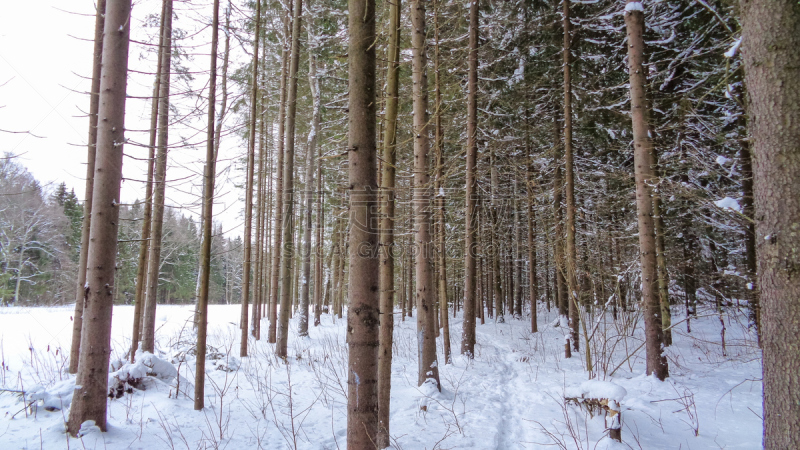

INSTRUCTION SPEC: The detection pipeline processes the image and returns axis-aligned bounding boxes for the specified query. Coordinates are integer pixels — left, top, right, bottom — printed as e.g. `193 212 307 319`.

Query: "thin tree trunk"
624 0 668 380
739 119 759 343
255 55 268 336
141 0 173 355
513 177 522 318
563 0 579 352
461 0 479 358
67 0 131 433
299 17 319 337
194 0 220 411
410 0 440 390
239 0 261 357
252 90 265 339
276 0 303 358
433 0 450 366
345 0 379 442
652 162 671 346
377 0 400 443
527 172 538 333
69 0 106 374
490 149 504 323
130 0 165 362
269 8 290 344
552 114 567 326
741 1 800 446
313 169 323 326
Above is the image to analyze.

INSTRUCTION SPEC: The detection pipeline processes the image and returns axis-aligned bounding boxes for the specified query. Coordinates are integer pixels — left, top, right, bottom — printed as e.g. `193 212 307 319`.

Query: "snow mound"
77 420 102 437
214 357 240 372
565 380 627 404
28 379 78 411
417 378 442 411
624 2 643 12
108 351 177 398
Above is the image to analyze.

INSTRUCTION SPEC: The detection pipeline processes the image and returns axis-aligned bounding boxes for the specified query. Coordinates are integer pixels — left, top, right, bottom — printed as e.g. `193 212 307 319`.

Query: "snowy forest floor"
0 301 762 449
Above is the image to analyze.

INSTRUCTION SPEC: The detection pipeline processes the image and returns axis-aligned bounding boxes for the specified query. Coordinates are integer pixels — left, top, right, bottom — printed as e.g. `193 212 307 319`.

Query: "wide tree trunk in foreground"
69 0 106 374
67 0 132 434
346 0 380 444
624 0 668 381
461 0 479 358
377 0 400 444
741 1 800 447
410 0 441 390
141 0 173 355
194 0 219 411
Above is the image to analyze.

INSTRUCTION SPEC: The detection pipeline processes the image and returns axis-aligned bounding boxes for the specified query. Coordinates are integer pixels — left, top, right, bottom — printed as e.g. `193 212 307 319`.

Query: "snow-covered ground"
0 302 762 449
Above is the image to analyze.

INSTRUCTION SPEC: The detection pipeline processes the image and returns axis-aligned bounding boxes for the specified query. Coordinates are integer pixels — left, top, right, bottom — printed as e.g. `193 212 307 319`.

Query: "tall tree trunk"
652 161 671 345
303 21 321 335
239 0 260 357
490 149 504 323
66 0 132 434
276 0 303 358
255 60 268 337
346 0 379 442
313 169 323 326
252 88 265 340
130 0 165 362
433 1 451 366
461 0 479 358
513 176 522 318
377 0 400 443
552 114 567 328
738 114 759 343
269 8 290 344
410 0 441 390
142 0 173 355
624 0 668 381
69 0 106 374
527 170 538 333
194 0 220 411
563 0 579 352
741 1 800 447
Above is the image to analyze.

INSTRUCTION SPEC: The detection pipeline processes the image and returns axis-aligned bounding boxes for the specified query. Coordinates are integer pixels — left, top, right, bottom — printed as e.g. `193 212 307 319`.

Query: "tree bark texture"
130 0 166 362
410 0 441 390
141 0 173 355
69 0 106 375
346 0 380 444
563 0 579 352
461 0 479 358
299 14 319 338
276 0 303 358
624 0 668 381
433 1 451 366
377 0 400 444
269 7 290 345
194 0 219 411
741 1 800 447
67 0 132 433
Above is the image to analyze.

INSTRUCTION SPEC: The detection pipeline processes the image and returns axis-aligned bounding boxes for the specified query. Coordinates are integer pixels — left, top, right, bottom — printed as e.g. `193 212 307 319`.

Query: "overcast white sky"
0 0 248 237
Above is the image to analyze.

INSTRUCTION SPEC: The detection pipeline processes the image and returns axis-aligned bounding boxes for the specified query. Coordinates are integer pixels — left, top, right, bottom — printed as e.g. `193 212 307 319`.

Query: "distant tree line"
0 156 242 307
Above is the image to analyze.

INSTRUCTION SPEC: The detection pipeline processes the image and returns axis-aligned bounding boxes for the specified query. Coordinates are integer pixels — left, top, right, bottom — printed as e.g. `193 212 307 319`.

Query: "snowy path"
0 304 763 449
